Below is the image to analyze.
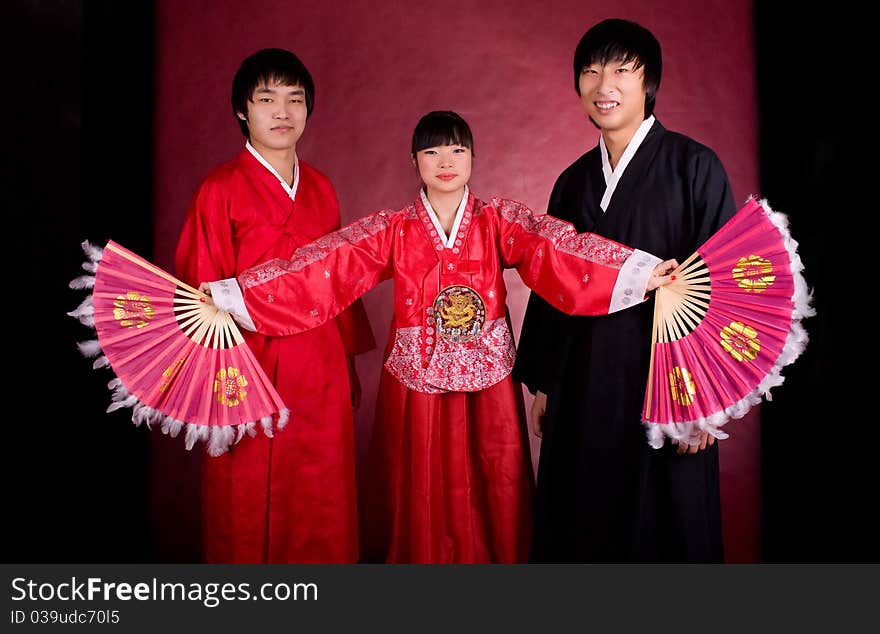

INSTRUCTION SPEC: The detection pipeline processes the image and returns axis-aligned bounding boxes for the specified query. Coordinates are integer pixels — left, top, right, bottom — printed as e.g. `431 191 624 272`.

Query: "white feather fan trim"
76 339 102 358
69 275 95 290
67 296 94 326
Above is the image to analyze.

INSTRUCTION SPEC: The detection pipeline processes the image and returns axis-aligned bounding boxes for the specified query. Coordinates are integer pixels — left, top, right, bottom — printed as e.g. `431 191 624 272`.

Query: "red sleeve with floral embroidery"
493 198 638 315
237 210 397 337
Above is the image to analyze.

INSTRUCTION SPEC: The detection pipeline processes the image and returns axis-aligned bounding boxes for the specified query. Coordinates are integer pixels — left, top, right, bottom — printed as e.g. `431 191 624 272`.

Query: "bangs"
582 44 645 71
256 70 308 91
411 111 474 155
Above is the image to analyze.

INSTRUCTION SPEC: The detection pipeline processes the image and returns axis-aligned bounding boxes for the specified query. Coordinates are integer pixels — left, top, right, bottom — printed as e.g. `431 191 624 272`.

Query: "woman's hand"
646 259 679 292
198 283 215 306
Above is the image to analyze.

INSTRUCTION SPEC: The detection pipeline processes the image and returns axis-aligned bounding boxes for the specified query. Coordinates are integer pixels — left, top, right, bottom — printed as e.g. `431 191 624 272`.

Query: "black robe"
513 120 736 562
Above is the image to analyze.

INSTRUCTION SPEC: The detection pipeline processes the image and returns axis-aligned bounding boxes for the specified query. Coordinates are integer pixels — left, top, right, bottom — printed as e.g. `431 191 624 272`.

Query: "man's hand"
672 431 716 455
646 259 679 291
530 390 548 438
347 357 362 410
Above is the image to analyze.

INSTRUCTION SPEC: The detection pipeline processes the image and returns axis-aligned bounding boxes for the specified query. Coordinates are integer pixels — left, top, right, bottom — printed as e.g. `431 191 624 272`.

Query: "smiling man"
513 19 736 562
174 48 374 563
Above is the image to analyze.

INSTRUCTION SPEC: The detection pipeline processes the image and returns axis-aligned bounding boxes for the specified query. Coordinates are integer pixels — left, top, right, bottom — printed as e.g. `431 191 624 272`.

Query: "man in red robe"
174 48 374 563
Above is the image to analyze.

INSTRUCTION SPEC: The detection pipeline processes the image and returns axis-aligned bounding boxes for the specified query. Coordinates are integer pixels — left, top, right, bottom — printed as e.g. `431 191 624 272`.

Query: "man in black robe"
513 18 735 562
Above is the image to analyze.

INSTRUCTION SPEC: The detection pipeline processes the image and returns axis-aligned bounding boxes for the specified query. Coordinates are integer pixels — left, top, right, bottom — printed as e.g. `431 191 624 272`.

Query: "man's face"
578 59 647 135
238 82 307 153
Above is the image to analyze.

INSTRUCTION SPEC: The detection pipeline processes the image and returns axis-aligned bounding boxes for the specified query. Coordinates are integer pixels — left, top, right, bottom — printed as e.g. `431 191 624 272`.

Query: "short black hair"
231 48 315 138
573 18 662 118
411 111 474 157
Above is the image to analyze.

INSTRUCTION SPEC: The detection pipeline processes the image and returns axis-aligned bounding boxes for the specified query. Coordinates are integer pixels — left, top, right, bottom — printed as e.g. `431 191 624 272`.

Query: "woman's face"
414 144 472 197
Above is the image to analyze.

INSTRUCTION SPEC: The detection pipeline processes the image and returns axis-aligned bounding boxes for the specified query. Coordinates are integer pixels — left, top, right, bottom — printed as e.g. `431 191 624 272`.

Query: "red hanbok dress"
214 188 660 562
175 147 374 563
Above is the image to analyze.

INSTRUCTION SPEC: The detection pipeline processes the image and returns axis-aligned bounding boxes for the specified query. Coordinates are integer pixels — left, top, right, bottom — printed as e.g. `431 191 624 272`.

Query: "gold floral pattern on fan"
113 291 154 328
159 359 185 393
732 255 775 293
214 367 248 407
720 321 761 362
669 366 697 406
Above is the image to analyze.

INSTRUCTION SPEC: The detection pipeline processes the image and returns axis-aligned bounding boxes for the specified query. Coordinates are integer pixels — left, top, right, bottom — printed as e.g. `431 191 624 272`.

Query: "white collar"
598 115 655 212
245 141 300 201
420 185 469 248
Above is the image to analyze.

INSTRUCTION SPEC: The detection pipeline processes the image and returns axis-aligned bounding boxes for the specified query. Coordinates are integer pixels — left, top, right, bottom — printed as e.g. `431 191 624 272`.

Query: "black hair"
573 18 662 118
411 111 474 157
231 48 315 137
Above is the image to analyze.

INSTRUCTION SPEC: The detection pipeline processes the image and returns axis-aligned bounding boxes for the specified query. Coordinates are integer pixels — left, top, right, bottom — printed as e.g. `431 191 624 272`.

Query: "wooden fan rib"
677 299 707 327
669 311 688 339
174 288 205 300
223 311 246 346
220 313 235 350
105 243 201 295
173 304 219 323
176 310 208 335
202 314 220 350
679 284 711 292
96 270 176 295
645 289 663 418
661 295 679 342
680 288 712 301
679 273 710 283
659 292 684 341
93 290 179 305
173 308 207 327
678 269 709 284
173 297 208 307
210 309 225 350
188 315 214 347
676 251 702 272
673 301 695 340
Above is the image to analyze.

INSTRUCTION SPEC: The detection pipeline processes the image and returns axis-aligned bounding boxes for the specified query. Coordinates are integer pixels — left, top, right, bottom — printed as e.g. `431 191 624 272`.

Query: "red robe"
231 190 657 562
174 148 374 563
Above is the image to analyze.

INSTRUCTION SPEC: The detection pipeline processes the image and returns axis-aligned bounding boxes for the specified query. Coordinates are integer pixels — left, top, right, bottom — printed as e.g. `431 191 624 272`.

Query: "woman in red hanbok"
209 111 675 563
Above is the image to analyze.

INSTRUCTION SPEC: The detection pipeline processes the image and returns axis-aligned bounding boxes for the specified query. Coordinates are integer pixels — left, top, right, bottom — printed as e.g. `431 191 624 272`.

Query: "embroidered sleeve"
494 197 660 315
236 209 398 336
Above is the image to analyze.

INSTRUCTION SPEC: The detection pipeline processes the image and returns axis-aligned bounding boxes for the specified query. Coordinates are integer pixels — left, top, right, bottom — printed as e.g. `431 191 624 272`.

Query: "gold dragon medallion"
432 286 486 344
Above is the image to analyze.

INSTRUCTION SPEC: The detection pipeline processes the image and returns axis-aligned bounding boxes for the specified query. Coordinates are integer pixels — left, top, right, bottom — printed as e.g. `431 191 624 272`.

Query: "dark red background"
149 0 761 562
